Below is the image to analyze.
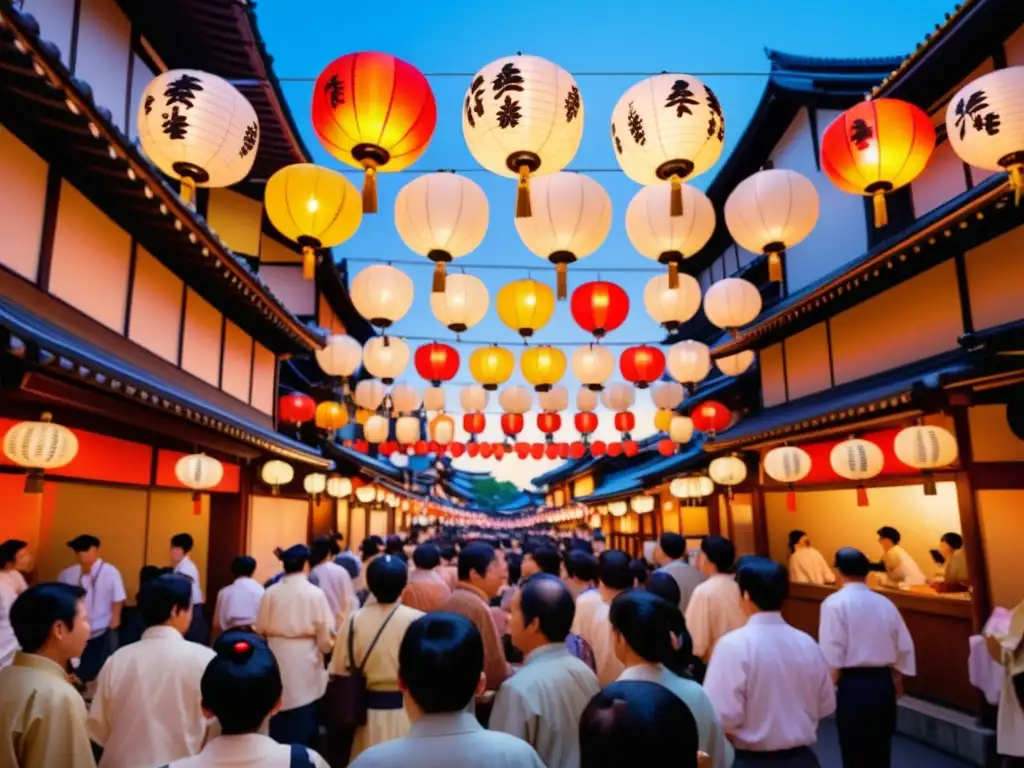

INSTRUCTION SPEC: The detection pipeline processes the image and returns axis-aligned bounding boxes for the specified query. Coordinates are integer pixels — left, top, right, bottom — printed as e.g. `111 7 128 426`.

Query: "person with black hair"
644 572 696 679
328 555 423 761
348 613 544 767
256 545 335 747
355 536 386 602
932 531 969 588
0 539 31 669
629 558 650 587
876 526 927 587
0 583 95 768
213 556 264 638
564 550 599 599
401 544 451 613
591 530 606 555
490 575 599 767
522 543 562 580
87 573 216 767
704 557 834 767
577 549 634 686
685 535 747 661
819 547 915 768
579 680 701 768
117 565 166 647
654 532 706 614
437 542 459 590
170 533 207 644
165 630 329 767
310 535 357 625
787 531 836 586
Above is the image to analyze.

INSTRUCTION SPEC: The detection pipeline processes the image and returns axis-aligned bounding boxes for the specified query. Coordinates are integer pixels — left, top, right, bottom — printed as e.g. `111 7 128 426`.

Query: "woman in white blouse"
787 531 836 586
0 539 31 668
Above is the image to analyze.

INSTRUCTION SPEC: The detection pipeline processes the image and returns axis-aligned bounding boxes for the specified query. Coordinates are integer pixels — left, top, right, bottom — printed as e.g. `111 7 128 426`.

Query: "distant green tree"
470 476 521 510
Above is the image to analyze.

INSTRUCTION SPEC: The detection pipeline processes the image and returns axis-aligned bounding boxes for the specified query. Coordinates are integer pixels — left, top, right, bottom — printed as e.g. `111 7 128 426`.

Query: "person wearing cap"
58 535 127 685
0 540 32 668
213 556 264 640
170 533 207 644
819 547 915 767
166 630 329 767
255 544 335 747
310 535 357 628
786 531 836 586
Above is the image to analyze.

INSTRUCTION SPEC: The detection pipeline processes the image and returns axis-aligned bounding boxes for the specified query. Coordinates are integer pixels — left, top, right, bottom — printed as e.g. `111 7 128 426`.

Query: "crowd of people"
0 525 921 767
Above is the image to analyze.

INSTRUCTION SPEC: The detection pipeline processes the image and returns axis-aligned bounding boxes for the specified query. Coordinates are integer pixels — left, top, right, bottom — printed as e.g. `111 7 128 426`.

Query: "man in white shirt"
58 534 127 684
653 532 706 614
171 533 208 644
787 531 836 586
819 548 915 768
704 557 835 767
876 526 927 587
212 556 264 639
684 535 747 662
575 549 633 685
88 572 217 767
309 535 357 626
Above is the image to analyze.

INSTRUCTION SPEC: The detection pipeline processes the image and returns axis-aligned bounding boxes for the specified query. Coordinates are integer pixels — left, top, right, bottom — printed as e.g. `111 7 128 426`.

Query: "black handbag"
324 605 400 730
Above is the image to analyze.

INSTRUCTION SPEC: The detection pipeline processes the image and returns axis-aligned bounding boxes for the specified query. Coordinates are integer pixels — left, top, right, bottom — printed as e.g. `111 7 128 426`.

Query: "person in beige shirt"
684 536 747 662
88 573 216 768
577 550 635 686
0 582 96 768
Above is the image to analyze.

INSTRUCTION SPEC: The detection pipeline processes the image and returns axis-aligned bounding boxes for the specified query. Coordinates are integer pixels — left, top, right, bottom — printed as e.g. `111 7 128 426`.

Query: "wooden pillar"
746 457 770 557
707 491 722 536
951 405 992 632
207 465 251 609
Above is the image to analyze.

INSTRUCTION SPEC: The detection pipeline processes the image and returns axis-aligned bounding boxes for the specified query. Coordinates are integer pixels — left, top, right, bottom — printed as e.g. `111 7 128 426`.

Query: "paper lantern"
279 392 316 425
315 400 348 431
264 164 362 279
669 415 694 444
312 52 436 213
626 183 715 287
608 500 628 517
724 169 819 283
619 345 666 389
390 383 421 415
363 415 390 444
303 472 328 498
315 334 363 379
537 412 562 437
691 400 731 434
521 346 566 392
261 460 294 495
830 438 885 506
538 385 569 413
2 413 79 492
670 475 714 500
644 273 702 332
362 336 410 384
351 265 415 330
496 278 556 338
572 345 615 391
462 55 583 218
577 387 599 412
764 445 812 511
395 173 489 291
821 99 935 227
651 381 685 411
414 342 460 386
611 74 725 216
137 70 259 207
174 453 224 513
601 382 636 412
631 495 655 514
326 476 353 499
613 412 636 437
355 484 377 503
669 477 690 499
575 411 598 436
501 413 525 438
395 416 420 445
709 455 747 487
430 273 490 335
717 350 756 377
571 281 629 339
469 346 515 391
354 379 387 411
460 384 489 413
654 409 673 433
703 278 763 333
463 412 487 436
946 67 1024 204
421 386 445 413
430 414 456 446
893 425 959 495
499 385 533 415
667 340 711 387
515 173 612 298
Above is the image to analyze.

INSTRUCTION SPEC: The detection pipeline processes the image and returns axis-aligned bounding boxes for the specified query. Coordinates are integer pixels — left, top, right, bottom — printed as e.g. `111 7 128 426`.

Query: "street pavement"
811 718 974 766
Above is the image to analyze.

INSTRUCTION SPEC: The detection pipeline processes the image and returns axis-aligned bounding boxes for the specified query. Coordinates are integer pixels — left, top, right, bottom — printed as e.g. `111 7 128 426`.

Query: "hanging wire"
389 333 666 347
277 69 807 82
343 256 664 274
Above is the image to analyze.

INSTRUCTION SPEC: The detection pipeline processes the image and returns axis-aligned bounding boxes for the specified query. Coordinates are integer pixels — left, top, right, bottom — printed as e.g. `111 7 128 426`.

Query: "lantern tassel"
668 261 680 290
856 484 869 507
432 262 446 293
179 176 197 210
922 471 937 496
1010 164 1023 207
192 492 202 515
768 251 784 283
786 485 797 513
516 166 532 218
670 175 683 217
302 245 316 281
362 165 378 214
556 262 568 300
872 189 888 228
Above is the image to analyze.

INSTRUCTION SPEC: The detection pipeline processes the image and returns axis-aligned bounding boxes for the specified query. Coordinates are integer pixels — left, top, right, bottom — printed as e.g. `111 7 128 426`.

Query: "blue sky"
259 0 953 488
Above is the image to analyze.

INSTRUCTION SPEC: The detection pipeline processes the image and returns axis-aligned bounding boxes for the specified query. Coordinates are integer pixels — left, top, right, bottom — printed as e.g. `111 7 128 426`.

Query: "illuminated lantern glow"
601 382 636 413
716 350 756 377
261 460 294 495
703 278 763 333
690 400 731 435
501 413 525 438
395 173 489 291
670 475 714 500
571 281 629 338
652 381 685 414
613 411 636 438
667 340 712 388
174 453 224 513
574 411 598 437
469 346 515 391
395 416 420 445
893 425 959 495
350 265 415 330
326 475 353 499
2 413 79 493
355 484 377 504
460 385 489 413
137 70 259 208
619 345 666 389
515 174 612 298
463 412 487 437
626 183 715 287
414 342 460 386
572 345 615 391
363 415 390 444
724 169 819 283
315 334 363 379
315 400 348 432
820 99 935 228
654 409 674 433
265 164 362 279
591 441 607 457
537 412 562 438
829 438 885 506
390 383 421 415
631 495 655 514
644 273 702 332
520 346 567 392
499 385 533 415
303 472 327 499
576 387 599 413
658 439 675 456
430 273 490 335
362 336 410 385
279 393 316 425
423 386 446 412
496 278 556 338
569 441 587 459
312 52 437 213
462 55 584 218
709 455 747 487
608 500 628 517
354 379 387 412
538 385 569 413
763 445 812 511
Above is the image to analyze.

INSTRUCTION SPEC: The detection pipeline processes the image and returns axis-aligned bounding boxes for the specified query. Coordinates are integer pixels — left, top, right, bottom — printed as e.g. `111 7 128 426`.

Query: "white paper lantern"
572 345 615 390
651 381 685 410
703 278 763 332
462 55 583 218
577 387 599 413
423 386 446 412
709 455 747 486
390 382 421 415
608 500 628 517
326 476 352 499
363 415 390 444
430 273 490 334
644 274 702 332
356 484 377 503
514 172 611 298
763 445 812 484
724 169 819 283
174 453 224 491
499 385 533 415
626 183 715 287
395 416 421 445
354 378 387 411
261 460 294 494
460 384 489 413
601 382 636 412
303 472 328 497
830 438 884 506
315 334 363 378
2 413 80 492
350 265 414 330
894 425 959 495
137 70 259 205
362 336 410 384
630 494 655 514
395 173 489 292
538 385 569 413
945 67 1024 203
670 475 715 499
667 340 712 386
391 453 410 469
717 350 756 377
669 415 694 445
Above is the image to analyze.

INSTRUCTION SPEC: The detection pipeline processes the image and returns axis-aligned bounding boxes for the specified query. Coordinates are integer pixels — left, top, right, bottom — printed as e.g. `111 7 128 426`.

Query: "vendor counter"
782 582 976 712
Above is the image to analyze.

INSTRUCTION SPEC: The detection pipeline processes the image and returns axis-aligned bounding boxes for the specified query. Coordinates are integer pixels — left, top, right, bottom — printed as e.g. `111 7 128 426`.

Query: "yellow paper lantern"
654 408 674 433
496 279 556 338
469 346 515 391
315 400 348 431
520 346 567 392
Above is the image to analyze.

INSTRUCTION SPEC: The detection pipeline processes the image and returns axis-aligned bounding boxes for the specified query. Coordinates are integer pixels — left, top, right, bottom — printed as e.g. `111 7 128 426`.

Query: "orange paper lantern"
820 98 934 228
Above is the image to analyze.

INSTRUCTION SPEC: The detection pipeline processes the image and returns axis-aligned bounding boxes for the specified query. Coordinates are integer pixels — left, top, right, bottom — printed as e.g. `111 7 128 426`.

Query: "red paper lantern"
574 412 599 436
479 443 494 459
414 342 460 385
279 392 316 425
569 441 586 459
623 440 639 457
515 442 531 459
537 412 562 435
658 439 675 457
614 411 636 434
691 400 731 434
353 439 369 453
591 441 607 457
379 441 395 457
545 443 559 460
428 441 440 455
557 443 570 459
493 444 506 461
619 345 666 388
607 442 623 457
414 440 429 455
501 413 525 438
463 412 486 436
450 442 466 458
571 281 630 338
531 443 546 460
466 442 480 458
